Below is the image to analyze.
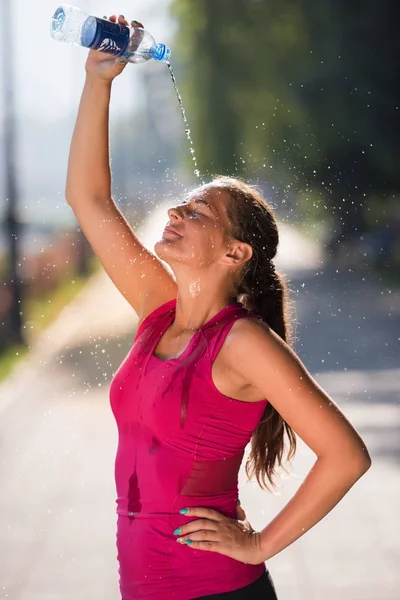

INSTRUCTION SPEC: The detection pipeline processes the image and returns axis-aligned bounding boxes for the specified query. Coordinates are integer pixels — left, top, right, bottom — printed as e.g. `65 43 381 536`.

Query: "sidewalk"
0 204 398 600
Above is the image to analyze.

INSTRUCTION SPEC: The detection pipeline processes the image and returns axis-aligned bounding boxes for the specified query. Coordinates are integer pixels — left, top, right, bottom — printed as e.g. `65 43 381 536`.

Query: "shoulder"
224 315 291 358
221 315 302 387
222 316 371 469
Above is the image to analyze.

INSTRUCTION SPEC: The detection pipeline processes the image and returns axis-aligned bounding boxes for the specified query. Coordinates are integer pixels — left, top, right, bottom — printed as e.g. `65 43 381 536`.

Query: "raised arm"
66 15 177 319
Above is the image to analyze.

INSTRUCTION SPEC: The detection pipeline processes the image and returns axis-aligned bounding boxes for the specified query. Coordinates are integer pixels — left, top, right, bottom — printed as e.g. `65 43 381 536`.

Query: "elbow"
348 446 372 479
65 178 85 207
65 181 83 208
65 182 75 207
360 451 372 474
65 182 111 208
65 185 90 209
322 445 372 481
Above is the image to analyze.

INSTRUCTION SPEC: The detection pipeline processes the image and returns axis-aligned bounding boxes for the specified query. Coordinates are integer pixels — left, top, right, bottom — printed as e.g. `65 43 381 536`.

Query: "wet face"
154 186 235 271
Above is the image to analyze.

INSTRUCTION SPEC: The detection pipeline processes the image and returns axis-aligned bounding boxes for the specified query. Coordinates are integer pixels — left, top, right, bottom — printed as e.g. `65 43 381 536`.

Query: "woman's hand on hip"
173 505 265 565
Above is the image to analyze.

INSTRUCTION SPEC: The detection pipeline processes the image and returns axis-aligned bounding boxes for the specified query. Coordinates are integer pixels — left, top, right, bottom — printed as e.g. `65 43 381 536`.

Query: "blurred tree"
171 0 399 233
171 0 242 175
296 0 399 233
171 0 312 177
1 0 24 344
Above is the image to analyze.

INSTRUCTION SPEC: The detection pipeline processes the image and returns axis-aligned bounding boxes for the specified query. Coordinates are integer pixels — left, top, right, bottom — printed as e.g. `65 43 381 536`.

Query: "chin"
154 239 179 263
155 240 192 271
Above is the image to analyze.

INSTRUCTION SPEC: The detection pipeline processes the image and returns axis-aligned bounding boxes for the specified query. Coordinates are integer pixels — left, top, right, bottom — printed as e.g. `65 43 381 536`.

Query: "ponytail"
211 175 297 490
238 258 296 490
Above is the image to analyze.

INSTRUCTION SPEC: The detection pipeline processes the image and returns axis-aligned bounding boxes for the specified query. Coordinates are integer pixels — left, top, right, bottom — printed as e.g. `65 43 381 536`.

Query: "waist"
117 513 265 599
116 491 239 519
115 448 243 516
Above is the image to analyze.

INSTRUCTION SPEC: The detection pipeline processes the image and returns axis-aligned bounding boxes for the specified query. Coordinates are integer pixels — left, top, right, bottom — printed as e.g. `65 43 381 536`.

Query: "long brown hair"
210 176 297 490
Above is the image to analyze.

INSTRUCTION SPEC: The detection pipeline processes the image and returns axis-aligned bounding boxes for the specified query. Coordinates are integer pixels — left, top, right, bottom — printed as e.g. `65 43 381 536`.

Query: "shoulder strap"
135 298 176 340
202 304 261 363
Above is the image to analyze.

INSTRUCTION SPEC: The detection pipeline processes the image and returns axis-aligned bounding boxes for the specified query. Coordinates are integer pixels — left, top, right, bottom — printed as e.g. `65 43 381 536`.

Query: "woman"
66 14 371 600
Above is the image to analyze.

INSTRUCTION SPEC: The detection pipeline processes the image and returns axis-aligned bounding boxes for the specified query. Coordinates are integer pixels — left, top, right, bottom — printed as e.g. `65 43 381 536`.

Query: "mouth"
162 226 182 238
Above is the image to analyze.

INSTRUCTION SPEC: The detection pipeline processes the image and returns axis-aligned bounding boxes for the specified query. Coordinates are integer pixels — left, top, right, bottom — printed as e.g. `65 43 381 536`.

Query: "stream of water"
167 63 201 181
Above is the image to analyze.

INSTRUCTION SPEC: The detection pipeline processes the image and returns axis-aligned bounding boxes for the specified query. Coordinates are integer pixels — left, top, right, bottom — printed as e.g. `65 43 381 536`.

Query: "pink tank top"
110 299 268 599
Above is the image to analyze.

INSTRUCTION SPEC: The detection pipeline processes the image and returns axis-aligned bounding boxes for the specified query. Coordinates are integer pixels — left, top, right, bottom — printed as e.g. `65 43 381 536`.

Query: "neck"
171 271 236 332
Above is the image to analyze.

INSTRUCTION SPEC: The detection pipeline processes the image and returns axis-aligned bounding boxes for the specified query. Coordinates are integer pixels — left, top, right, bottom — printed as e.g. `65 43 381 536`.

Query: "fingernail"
173 527 181 535
103 15 107 19
237 499 241 505
119 14 125 18
176 537 183 543
119 61 127 65
179 508 188 515
185 540 193 545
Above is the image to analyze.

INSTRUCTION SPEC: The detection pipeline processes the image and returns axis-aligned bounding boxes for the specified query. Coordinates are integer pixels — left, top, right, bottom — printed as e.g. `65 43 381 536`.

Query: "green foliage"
0 259 98 381
171 0 399 208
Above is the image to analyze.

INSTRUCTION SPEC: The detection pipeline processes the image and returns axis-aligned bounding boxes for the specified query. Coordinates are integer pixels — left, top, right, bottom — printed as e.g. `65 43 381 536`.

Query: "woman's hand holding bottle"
85 15 143 82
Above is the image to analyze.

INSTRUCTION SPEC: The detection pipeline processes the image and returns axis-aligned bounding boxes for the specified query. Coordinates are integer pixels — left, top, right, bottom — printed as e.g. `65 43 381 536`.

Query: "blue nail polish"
179 508 188 515
173 527 181 535
185 539 193 545
237 499 241 505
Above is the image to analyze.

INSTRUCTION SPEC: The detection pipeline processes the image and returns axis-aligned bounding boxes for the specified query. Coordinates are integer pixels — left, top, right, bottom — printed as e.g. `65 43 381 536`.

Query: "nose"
167 205 184 221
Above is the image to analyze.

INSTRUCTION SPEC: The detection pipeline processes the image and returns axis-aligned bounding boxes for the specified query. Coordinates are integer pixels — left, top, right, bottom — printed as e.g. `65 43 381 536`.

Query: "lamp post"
1 0 23 344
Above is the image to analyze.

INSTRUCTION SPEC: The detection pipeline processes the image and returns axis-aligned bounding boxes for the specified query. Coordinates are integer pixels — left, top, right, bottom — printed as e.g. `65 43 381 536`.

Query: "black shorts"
192 570 278 599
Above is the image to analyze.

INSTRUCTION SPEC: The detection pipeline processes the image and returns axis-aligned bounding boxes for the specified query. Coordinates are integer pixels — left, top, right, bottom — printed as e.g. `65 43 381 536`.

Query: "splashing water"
167 63 201 180
188 279 201 297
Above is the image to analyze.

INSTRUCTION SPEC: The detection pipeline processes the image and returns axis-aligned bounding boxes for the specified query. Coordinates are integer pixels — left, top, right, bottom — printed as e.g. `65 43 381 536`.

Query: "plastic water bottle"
50 4 171 63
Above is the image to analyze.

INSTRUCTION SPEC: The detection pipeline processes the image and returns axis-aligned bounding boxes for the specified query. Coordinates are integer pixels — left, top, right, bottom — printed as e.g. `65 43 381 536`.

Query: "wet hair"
209 175 297 490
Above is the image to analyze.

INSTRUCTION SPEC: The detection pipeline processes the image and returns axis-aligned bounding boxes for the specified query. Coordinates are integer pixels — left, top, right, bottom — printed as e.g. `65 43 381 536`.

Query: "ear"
222 241 253 267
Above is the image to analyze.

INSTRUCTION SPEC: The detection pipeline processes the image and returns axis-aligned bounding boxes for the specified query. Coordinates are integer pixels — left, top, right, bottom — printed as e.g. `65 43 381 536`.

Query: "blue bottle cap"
152 43 171 62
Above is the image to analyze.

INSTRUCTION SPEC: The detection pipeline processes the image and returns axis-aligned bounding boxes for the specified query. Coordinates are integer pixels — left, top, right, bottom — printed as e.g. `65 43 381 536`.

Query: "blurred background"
0 1 399 599
0 0 183 363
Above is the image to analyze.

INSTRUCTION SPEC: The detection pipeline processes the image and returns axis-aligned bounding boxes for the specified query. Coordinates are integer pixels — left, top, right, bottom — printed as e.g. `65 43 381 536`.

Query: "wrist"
257 525 279 562
84 73 113 89
253 531 267 562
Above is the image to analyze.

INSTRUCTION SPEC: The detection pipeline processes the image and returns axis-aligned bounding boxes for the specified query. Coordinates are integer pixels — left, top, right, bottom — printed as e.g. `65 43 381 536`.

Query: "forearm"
66 76 112 204
259 453 370 561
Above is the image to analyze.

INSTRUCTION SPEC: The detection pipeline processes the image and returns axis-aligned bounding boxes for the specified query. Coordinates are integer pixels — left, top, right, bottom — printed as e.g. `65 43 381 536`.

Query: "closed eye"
177 197 214 219
193 199 213 213
181 199 210 216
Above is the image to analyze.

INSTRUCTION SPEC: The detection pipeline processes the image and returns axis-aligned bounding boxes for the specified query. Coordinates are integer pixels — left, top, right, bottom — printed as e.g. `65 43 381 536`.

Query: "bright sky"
0 0 177 230
6 0 174 119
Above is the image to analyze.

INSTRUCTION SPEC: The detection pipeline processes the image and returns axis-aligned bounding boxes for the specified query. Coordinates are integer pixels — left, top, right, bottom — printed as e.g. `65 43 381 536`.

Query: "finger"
179 507 229 522
109 14 117 22
177 530 219 544
117 14 129 26
174 518 218 537
236 503 247 521
180 539 218 552
131 19 144 28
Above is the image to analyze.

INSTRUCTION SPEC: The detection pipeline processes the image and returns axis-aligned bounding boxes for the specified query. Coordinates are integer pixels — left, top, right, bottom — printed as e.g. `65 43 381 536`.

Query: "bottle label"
84 18 130 55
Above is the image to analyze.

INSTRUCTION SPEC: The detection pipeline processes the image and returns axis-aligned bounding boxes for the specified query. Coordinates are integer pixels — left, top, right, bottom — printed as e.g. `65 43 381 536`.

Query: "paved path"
0 203 399 599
